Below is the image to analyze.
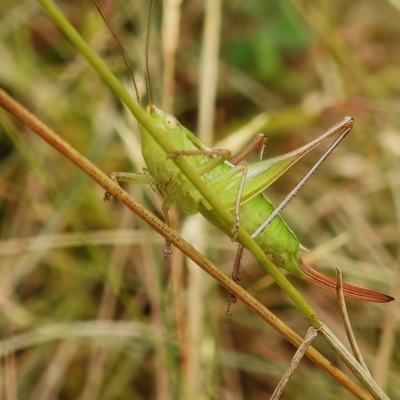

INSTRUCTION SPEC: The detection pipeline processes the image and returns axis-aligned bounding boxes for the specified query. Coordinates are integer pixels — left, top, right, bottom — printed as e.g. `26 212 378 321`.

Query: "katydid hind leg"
251 122 354 239
226 122 352 311
226 134 269 312
227 122 352 313
242 121 393 302
226 244 245 315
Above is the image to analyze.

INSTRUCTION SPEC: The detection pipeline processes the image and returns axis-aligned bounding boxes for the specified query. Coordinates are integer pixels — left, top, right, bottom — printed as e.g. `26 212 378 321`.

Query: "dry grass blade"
336 267 370 373
270 327 319 400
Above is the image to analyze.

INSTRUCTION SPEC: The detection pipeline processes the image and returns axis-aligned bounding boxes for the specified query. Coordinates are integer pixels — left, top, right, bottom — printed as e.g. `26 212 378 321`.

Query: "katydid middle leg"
226 244 245 316
229 133 269 239
161 207 173 257
226 134 269 312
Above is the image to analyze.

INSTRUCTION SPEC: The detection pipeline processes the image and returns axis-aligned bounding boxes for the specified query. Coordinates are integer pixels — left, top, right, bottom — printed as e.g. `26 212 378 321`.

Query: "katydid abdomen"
198 189 302 272
200 189 393 303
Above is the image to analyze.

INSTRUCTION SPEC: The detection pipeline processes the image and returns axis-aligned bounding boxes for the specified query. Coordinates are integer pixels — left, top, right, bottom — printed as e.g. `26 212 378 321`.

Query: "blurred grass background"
0 0 399 399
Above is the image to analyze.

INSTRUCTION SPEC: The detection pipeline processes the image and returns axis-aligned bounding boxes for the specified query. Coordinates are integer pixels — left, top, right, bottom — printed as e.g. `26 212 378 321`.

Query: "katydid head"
162 113 178 130
145 105 180 132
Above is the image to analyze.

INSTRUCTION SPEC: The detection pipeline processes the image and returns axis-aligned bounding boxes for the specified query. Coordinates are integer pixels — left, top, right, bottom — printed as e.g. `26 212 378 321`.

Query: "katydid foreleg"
104 171 155 201
102 168 178 255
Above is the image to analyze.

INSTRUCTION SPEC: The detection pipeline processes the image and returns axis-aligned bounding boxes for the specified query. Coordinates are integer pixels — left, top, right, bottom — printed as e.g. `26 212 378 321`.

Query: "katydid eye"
163 113 178 130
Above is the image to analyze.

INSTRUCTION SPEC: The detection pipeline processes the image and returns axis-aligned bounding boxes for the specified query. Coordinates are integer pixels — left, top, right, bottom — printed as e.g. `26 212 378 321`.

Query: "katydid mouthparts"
106 106 393 304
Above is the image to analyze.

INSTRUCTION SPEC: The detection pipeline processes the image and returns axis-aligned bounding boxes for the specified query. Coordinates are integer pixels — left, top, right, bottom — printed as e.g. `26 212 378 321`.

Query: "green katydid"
105 105 393 305
100 1 393 307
